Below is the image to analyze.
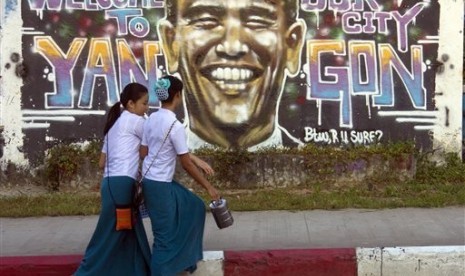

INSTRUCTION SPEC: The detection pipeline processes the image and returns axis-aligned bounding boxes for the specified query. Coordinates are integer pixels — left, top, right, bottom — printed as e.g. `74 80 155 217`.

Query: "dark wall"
20 0 440 165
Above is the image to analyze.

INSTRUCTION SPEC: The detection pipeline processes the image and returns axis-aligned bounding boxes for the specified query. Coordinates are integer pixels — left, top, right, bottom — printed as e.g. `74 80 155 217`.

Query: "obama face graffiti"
160 0 306 148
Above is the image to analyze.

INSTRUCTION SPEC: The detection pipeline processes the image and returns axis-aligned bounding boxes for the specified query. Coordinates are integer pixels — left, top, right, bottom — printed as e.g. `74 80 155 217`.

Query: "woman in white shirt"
75 83 151 276
140 76 220 276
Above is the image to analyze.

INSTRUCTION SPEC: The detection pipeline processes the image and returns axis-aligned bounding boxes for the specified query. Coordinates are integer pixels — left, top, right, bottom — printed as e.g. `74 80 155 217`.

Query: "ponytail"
103 102 122 135
103 82 148 136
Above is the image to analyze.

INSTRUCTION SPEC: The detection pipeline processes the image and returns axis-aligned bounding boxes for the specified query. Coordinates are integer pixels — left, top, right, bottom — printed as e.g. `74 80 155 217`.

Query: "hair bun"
155 78 171 101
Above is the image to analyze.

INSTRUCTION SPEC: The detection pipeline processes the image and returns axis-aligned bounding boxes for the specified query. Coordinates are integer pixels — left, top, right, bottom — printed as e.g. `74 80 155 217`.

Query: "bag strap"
139 119 177 182
105 131 119 206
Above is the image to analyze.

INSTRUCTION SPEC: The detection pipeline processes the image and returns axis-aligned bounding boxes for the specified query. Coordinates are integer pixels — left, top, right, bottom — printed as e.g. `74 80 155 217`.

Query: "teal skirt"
74 176 151 276
142 179 206 276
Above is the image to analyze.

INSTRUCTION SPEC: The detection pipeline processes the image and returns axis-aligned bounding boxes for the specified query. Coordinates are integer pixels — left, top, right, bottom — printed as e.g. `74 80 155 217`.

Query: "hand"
191 155 215 176
207 186 220 201
197 160 215 176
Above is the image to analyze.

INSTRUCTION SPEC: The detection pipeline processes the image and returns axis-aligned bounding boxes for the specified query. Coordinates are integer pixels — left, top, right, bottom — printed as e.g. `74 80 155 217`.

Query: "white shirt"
102 110 145 179
141 108 188 182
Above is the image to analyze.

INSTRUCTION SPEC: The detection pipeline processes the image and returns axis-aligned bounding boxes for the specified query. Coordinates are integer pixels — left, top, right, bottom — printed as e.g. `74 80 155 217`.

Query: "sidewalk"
1 207 464 275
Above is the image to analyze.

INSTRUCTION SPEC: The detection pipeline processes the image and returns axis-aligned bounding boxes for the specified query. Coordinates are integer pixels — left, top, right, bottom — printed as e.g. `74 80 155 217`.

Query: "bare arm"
140 145 148 159
190 153 214 176
179 153 220 201
98 153 106 170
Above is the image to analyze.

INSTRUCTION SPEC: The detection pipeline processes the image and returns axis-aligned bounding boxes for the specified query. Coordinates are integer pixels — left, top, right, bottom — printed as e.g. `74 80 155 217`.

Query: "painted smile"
201 66 260 93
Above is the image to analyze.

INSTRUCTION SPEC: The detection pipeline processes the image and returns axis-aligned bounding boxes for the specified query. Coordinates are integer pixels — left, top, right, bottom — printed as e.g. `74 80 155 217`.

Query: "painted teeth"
211 68 253 81
214 81 246 90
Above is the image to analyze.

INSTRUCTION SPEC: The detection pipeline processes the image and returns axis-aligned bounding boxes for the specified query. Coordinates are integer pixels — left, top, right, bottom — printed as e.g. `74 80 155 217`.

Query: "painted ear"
285 19 306 77
158 19 180 73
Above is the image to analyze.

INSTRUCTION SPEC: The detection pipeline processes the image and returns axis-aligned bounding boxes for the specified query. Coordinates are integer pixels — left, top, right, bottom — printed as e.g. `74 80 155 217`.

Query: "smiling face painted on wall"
160 0 305 148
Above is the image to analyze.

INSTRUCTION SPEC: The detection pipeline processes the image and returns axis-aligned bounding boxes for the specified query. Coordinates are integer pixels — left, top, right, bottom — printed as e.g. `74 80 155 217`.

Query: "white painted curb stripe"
193 251 225 276
203 251 225 260
357 246 465 276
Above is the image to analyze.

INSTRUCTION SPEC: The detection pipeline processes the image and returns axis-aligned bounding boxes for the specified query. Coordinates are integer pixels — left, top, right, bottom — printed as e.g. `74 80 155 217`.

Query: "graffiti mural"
17 0 445 164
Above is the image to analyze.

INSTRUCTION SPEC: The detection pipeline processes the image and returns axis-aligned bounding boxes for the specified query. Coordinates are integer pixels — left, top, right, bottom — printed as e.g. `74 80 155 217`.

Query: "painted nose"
216 19 249 57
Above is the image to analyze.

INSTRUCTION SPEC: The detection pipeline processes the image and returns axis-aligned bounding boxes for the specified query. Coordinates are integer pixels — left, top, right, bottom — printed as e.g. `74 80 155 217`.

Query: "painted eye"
191 16 220 29
245 18 274 30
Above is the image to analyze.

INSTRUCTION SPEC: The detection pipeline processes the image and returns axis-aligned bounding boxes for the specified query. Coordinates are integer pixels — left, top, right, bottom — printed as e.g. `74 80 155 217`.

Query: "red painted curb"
0 255 82 276
224 248 357 276
1 249 358 275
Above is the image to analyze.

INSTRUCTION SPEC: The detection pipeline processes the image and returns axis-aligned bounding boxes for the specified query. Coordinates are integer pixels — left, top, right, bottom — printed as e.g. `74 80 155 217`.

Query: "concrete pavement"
1 207 464 256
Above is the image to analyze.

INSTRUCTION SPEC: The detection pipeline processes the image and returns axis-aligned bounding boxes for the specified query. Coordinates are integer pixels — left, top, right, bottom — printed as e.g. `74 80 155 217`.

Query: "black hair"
166 0 299 27
103 83 148 135
158 75 184 103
